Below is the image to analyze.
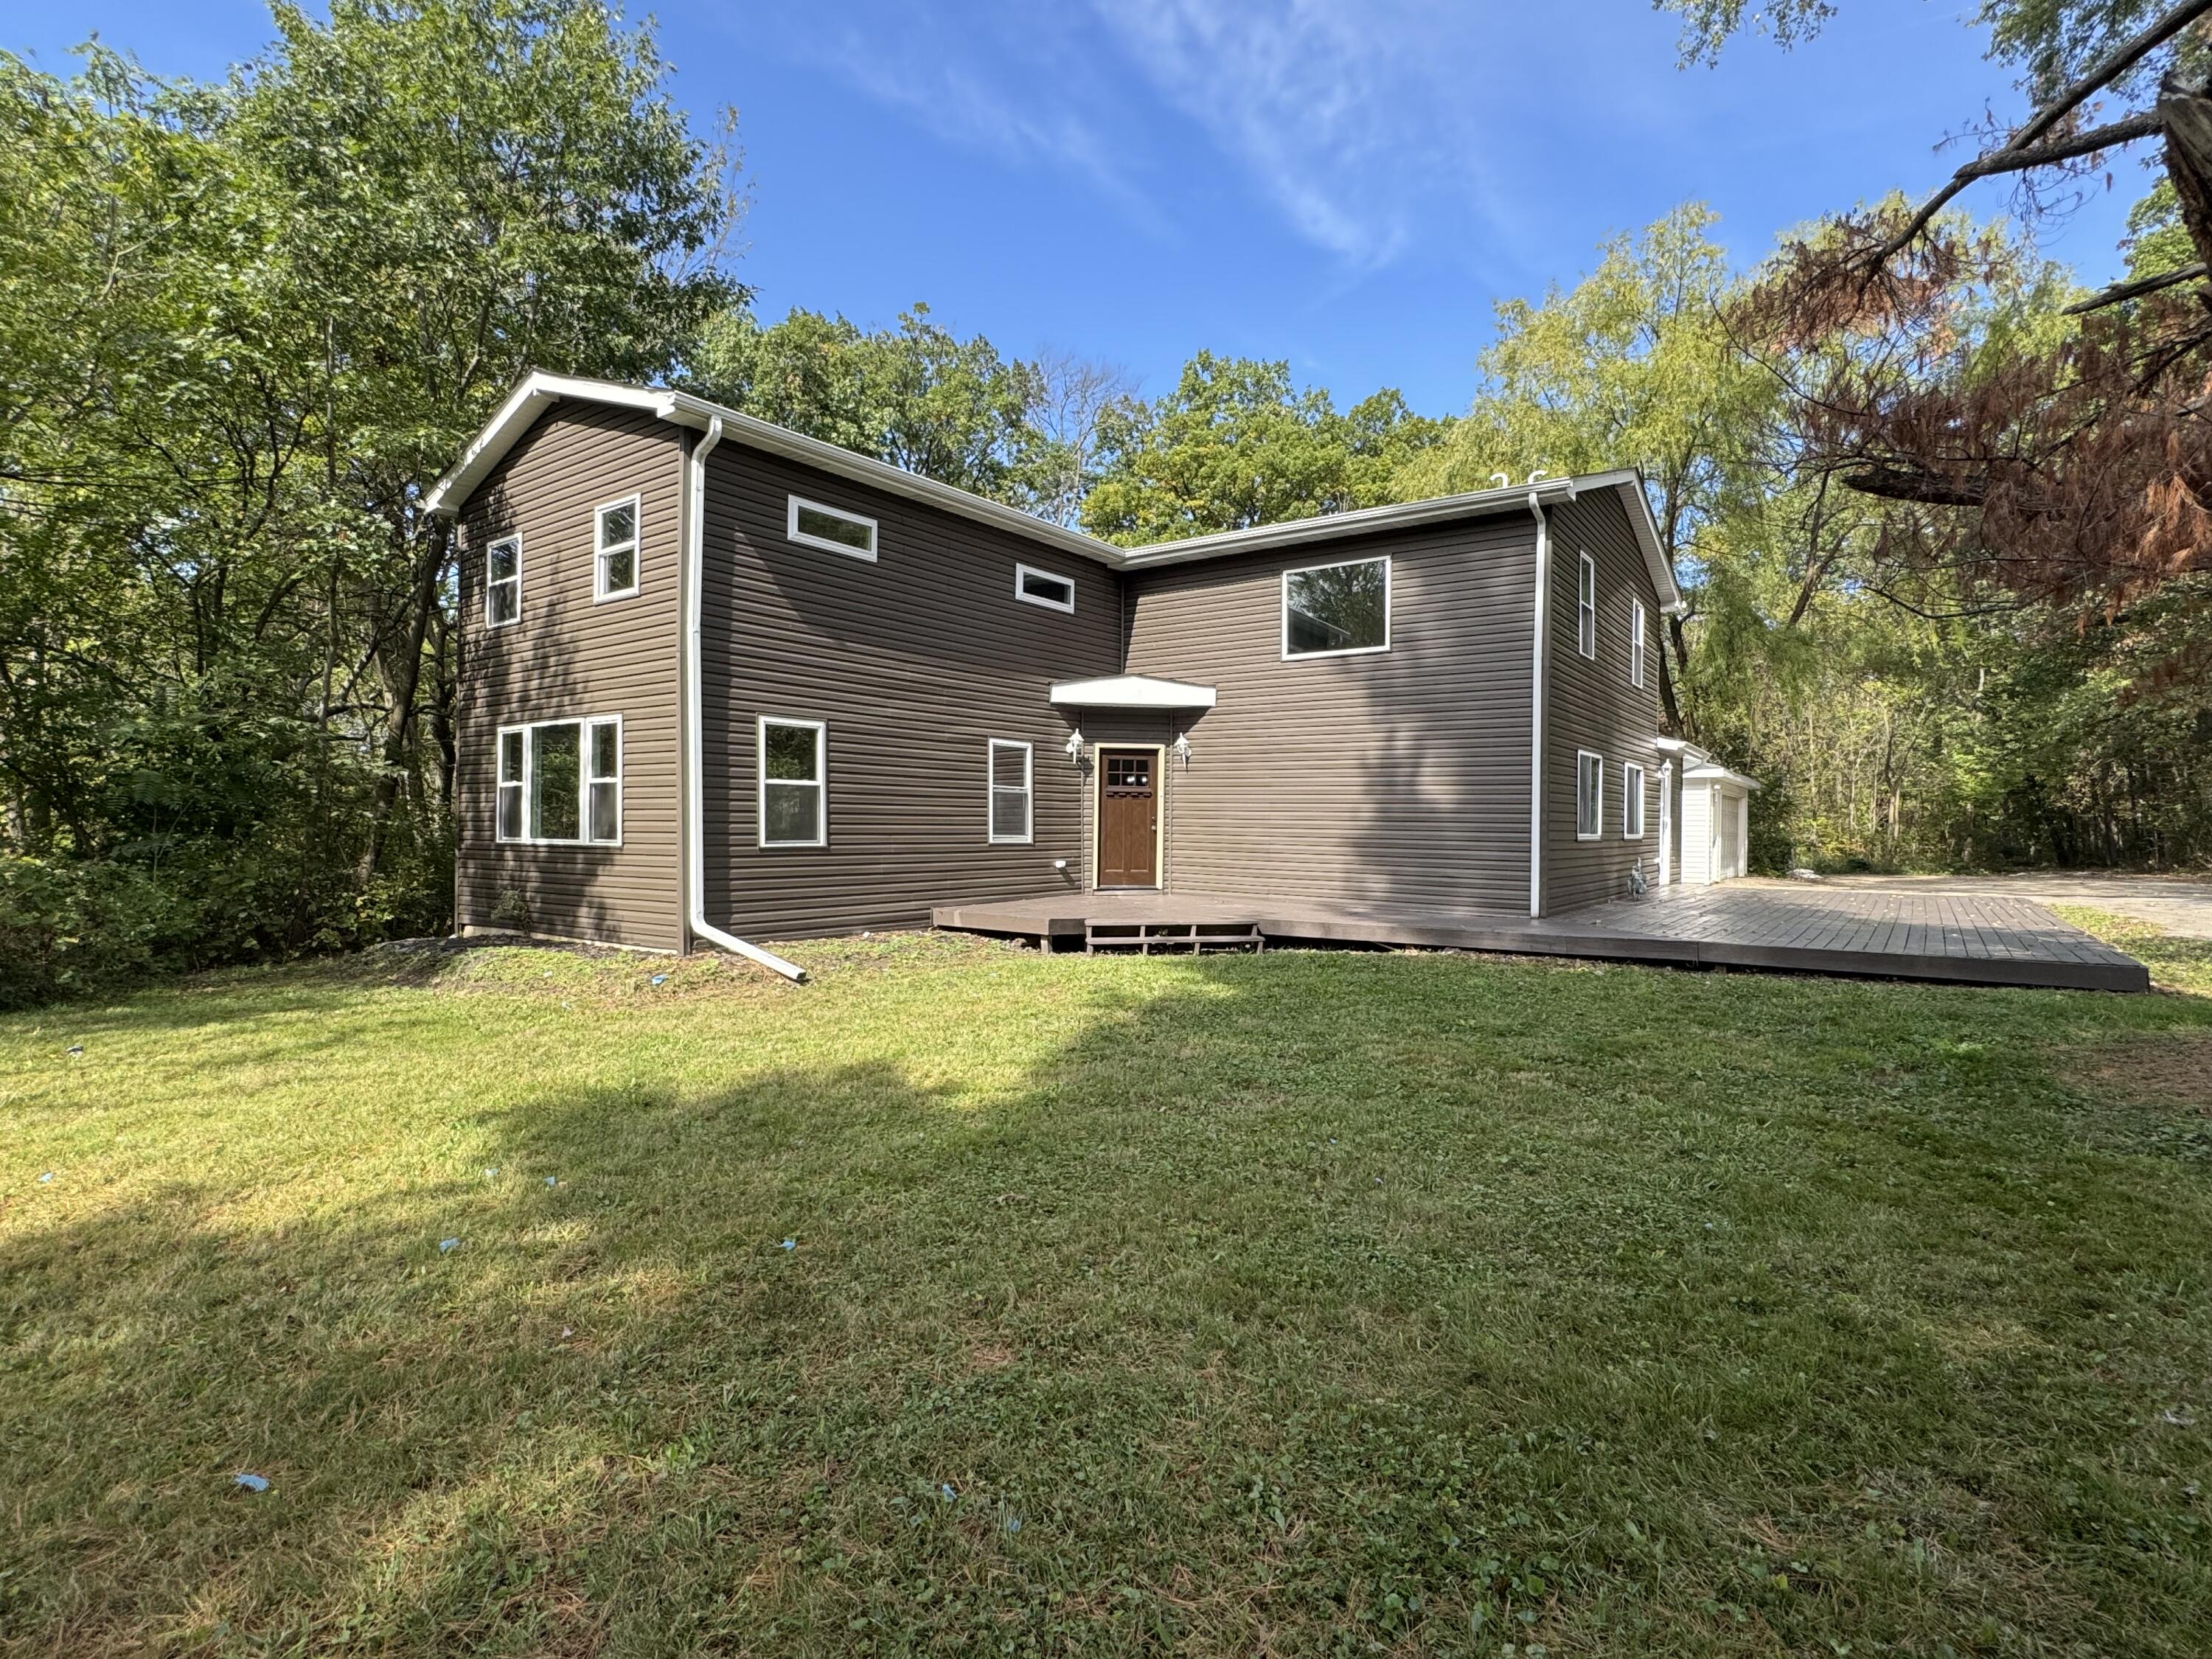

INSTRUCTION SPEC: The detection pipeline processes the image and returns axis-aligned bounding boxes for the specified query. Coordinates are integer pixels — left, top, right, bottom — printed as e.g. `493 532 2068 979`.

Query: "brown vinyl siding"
699 439 1121 939
454 402 685 950
1542 490 1666 914
1122 518 1539 911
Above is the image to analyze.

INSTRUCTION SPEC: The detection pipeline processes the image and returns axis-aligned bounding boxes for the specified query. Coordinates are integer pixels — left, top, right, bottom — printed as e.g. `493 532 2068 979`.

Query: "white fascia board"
1575 470 1686 615
1683 763 1761 791
423 373 676 515
1048 675 1218 709
1116 479 1581 569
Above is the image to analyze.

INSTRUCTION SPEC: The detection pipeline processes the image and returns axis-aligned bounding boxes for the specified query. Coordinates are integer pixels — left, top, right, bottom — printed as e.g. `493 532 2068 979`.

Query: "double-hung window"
1576 749 1604 841
595 497 640 600
1577 553 1598 658
1283 556 1390 658
496 716 622 844
988 740 1033 844
759 717 827 847
1623 762 1646 839
485 536 521 627
1630 599 1647 688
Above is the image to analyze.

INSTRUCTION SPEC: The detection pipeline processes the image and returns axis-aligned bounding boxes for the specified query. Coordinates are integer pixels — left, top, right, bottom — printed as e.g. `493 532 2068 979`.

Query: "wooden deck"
931 878 2150 992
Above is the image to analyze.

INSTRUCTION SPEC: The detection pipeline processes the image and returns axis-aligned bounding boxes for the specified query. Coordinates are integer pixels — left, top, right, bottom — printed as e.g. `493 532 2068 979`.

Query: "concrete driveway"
1812 872 2212 939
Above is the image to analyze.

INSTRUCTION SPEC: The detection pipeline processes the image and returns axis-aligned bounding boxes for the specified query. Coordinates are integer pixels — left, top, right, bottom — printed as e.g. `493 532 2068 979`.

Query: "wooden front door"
1096 748 1159 888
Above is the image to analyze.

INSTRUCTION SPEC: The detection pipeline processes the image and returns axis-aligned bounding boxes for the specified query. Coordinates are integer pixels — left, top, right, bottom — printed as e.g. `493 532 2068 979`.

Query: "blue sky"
12 1 2149 416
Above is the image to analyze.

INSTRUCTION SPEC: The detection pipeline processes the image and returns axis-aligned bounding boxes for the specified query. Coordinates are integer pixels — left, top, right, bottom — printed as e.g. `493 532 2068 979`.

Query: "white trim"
1658 762 1674 883
1281 554 1391 660
681 419 806 980
1528 494 1549 918
987 738 1034 844
1048 675 1216 710
758 716 827 849
594 494 641 602
1013 563 1077 613
1576 552 1597 659
1576 748 1604 841
495 714 622 846
484 534 521 629
1622 760 1645 840
1630 597 1647 689
425 372 1685 611
787 495 878 561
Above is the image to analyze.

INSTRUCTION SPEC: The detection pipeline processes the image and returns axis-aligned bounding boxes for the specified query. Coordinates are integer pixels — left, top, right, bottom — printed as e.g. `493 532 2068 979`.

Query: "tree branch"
2062 260 2210 313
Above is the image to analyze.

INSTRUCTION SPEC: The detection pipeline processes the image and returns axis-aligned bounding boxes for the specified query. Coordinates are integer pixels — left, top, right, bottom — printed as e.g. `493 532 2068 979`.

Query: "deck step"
1085 919 1264 956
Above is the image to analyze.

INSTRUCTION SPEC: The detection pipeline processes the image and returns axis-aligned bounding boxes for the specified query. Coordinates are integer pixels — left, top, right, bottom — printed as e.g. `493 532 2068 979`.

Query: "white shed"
1677 758 1759 885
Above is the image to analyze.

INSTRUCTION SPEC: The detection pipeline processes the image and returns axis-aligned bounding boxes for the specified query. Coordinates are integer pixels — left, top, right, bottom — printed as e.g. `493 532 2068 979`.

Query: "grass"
3 921 2211 1657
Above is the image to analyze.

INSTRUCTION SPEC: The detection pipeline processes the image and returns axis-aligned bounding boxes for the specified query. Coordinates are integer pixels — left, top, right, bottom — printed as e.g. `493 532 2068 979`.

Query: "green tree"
1080 351 1447 545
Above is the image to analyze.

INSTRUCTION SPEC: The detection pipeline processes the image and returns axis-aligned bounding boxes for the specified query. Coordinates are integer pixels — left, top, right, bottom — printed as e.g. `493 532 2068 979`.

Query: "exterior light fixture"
1064 727 1086 764
1171 732 1192 768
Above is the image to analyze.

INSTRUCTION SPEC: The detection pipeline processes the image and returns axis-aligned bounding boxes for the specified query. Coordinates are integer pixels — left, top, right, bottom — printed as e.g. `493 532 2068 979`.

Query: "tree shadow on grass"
6 953 2212 1655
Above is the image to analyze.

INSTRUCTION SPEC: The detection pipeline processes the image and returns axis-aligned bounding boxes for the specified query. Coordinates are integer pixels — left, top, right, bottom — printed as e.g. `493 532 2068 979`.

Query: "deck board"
931 878 2149 992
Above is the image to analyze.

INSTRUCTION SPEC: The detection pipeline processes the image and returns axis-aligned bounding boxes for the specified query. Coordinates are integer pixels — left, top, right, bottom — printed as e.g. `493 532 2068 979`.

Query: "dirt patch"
2058 1032 2212 1112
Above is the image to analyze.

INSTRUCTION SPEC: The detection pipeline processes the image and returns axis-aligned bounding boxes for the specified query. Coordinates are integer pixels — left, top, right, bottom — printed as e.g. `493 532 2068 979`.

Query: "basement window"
988 740 1034 844
787 495 877 561
1576 749 1604 841
759 717 827 847
1623 762 1645 839
498 717 622 845
1015 564 1076 613
485 536 521 628
1283 556 1390 658
595 496 641 600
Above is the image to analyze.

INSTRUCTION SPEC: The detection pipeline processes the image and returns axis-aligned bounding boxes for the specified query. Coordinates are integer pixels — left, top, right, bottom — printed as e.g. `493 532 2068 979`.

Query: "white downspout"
683 416 806 981
1526 491 1549 919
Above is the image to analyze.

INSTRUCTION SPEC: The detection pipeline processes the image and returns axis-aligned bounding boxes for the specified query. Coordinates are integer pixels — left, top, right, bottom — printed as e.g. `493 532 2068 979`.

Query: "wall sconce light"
1171 732 1192 768
1064 727 1086 765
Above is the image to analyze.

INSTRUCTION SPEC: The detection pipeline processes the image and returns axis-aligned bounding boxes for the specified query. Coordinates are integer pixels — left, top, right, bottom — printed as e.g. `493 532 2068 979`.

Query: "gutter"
1527 490 1550 919
681 416 807 981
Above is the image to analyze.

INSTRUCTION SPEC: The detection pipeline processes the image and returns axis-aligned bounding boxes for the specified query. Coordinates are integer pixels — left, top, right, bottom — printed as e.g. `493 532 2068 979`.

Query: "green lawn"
4 920 2211 1657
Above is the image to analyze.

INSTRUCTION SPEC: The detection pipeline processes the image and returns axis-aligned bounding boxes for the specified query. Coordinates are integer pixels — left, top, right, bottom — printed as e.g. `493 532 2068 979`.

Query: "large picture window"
1577 553 1597 658
1623 762 1645 839
988 740 1033 844
485 536 521 628
1282 556 1389 658
1576 749 1604 841
595 496 640 600
495 717 622 844
759 717 827 847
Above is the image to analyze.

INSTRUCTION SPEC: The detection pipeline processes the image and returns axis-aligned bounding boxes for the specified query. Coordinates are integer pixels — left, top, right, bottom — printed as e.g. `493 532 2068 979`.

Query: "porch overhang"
1048 675 1217 710
1683 762 1761 792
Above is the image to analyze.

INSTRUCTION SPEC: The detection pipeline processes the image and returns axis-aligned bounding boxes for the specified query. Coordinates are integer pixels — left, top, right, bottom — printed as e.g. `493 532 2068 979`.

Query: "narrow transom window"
787 495 877 561
759 717 826 847
1630 598 1647 689
1623 762 1646 839
988 740 1034 844
1576 749 1604 841
498 717 622 844
596 497 640 599
1577 553 1597 658
485 536 521 628
1015 564 1076 613
1283 556 1389 658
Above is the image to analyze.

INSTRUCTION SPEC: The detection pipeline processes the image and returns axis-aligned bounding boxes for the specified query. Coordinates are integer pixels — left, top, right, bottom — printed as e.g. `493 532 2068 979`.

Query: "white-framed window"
1630 597 1647 689
595 495 640 600
1015 564 1076 613
485 535 521 628
1576 748 1604 841
1577 553 1597 658
787 495 877 561
1283 555 1390 658
1623 762 1645 839
759 717 826 847
495 716 622 845
988 739 1034 844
